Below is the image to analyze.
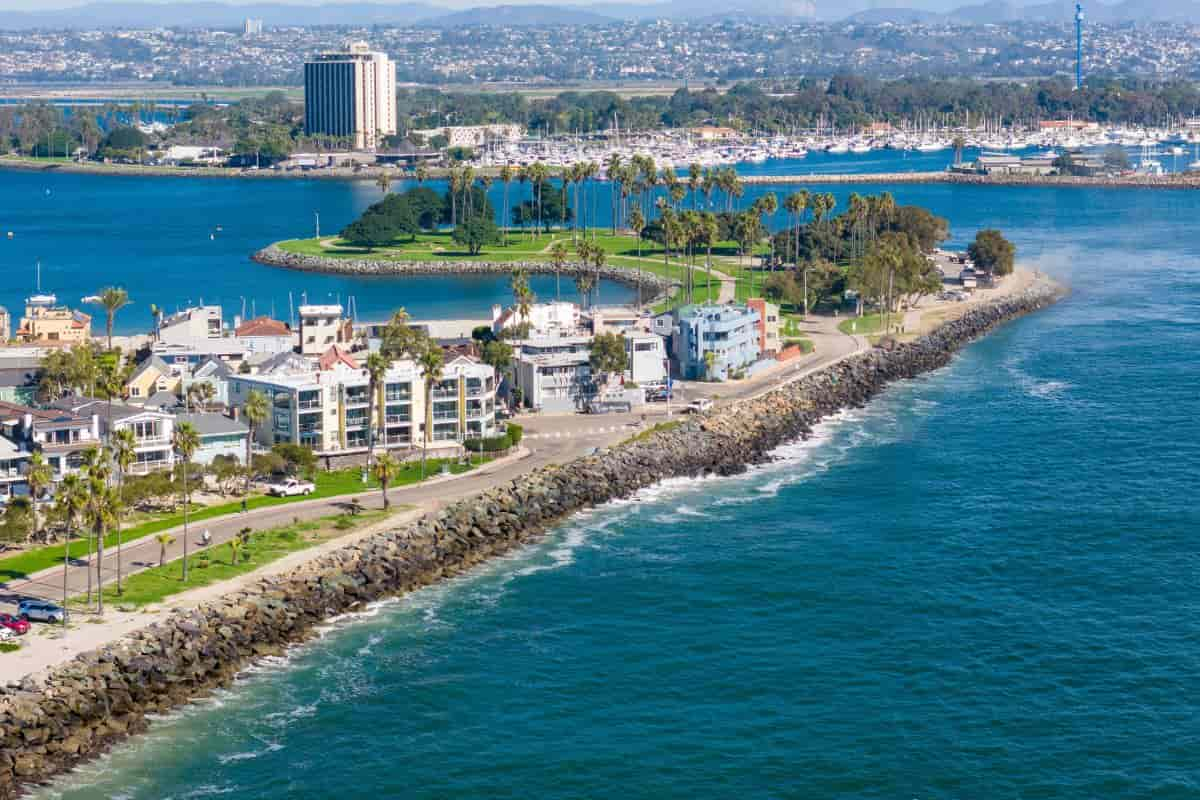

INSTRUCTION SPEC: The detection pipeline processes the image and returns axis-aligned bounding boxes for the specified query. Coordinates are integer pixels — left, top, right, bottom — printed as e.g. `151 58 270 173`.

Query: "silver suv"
17 599 66 624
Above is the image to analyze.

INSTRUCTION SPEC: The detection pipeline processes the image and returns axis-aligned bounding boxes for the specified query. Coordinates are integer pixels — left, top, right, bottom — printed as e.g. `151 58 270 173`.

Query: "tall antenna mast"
1075 3 1084 91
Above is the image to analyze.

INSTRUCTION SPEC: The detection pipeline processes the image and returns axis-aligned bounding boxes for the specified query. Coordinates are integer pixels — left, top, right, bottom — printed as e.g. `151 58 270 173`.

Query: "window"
635 342 656 352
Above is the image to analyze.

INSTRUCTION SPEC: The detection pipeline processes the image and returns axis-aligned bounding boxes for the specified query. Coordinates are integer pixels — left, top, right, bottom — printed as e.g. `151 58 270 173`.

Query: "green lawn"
91 511 390 608
0 458 487 582
838 313 885 336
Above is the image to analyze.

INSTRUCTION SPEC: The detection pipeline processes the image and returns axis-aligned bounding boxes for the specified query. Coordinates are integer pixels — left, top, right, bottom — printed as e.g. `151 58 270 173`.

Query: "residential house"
179 357 236 409
590 306 648 336
14 294 91 344
667 304 761 381
51 398 176 474
746 299 782 357
126 355 181 402
492 301 582 338
0 435 30 502
510 336 594 412
625 333 668 386
234 316 295 354
0 400 100 479
157 305 223 347
173 412 249 465
0 361 38 405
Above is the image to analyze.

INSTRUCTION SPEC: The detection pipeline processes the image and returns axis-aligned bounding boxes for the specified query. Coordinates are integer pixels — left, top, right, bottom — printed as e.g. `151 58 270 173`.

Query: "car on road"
0 613 30 635
646 387 672 402
265 478 316 497
0 627 15 643
17 599 66 624
686 399 714 414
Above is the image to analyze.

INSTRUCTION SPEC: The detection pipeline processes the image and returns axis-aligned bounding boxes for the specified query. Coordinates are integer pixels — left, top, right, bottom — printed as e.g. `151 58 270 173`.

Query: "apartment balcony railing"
385 415 411 425
298 399 321 410
432 411 459 421
128 459 170 475
134 435 171 447
431 388 458 400
385 392 412 403
298 422 322 433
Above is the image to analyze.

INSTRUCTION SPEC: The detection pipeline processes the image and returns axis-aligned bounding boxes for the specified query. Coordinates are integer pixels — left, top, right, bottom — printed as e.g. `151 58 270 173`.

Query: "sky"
0 0 977 10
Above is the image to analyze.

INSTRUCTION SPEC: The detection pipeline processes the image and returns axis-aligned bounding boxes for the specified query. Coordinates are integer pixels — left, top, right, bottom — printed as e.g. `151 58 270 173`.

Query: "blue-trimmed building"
665 304 761 381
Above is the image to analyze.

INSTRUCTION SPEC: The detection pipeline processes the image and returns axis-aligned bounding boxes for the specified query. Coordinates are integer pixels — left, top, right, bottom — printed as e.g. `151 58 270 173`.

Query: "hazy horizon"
0 0 1113 13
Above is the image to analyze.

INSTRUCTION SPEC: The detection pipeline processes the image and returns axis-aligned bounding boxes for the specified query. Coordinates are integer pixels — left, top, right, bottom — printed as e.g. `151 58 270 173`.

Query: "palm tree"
498 164 514 245
111 428 135 595
173 421 200 580
155 533 175 567
25 451 52 540
242 389 268 511
54 472 87 619
364 351 389 466
527 162 550 236
149 303 162 342
784 192 807 269
549 241 569 302
372 452 399 510
699 212 719 304
375 171 391 195
588 245 607 310
604 153 622 234
418 345 444 478
952 135 967 167
228 537 242 566
415 163 428 185
80 447 112 612
687 162 702 209
89 287 130 351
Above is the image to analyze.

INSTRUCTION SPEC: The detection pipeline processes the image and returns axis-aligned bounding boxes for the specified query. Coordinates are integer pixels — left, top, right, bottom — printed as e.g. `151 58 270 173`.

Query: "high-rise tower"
303 42 396 151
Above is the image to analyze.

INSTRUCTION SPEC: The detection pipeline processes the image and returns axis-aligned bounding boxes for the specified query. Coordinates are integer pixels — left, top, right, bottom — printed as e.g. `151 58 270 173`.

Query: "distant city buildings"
243 18 263 37
303 41 396 150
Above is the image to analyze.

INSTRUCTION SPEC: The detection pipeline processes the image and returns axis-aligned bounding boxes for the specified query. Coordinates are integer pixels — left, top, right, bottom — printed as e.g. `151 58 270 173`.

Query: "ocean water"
14 172 1200 798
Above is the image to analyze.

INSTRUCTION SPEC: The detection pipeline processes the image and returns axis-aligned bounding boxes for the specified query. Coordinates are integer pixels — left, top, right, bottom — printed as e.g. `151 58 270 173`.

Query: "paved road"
1 321 863 616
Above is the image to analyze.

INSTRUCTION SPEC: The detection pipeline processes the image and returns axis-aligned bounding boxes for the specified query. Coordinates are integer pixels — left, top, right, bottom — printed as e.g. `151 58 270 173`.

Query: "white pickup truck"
265 478 316 497
686 398 714 414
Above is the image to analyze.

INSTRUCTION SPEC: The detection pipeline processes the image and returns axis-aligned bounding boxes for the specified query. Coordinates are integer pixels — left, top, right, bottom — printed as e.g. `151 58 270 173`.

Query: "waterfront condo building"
228 347 497 458
304 41 396 151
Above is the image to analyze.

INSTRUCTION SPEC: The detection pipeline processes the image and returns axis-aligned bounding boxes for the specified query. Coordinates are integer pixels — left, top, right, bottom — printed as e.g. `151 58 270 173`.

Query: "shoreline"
251 244 677 296
0 274 1065 798
8 155 1200 190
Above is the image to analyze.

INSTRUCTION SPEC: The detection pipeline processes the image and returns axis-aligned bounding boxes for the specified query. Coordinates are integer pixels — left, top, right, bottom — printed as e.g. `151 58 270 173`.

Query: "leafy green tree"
967 229 1016 277
452 216 499 255
481 340 513 371
341 215 398 251
589 332 628 379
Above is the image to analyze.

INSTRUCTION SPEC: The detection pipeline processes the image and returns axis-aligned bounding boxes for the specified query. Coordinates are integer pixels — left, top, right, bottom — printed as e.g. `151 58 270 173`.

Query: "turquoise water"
15 174 1200 798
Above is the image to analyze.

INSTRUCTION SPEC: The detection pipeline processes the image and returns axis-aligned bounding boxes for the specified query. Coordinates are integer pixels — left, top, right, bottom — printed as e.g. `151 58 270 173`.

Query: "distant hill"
419 4 617 26
0 1 441 29
845 7 943 22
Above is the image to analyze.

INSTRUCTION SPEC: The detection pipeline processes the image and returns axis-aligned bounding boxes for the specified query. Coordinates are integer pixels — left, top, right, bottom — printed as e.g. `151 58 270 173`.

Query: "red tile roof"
318 344 359 371
235 316 291 337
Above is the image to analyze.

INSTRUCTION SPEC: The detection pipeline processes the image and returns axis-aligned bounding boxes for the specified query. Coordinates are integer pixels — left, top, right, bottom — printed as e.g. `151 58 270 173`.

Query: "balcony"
344 390 370 406
385 414 411 425
298 422 322 433
432 410 459 421
384 392 412 403
134 435 171 447
431 388 458 400
128 459 170 475
297 399 321 411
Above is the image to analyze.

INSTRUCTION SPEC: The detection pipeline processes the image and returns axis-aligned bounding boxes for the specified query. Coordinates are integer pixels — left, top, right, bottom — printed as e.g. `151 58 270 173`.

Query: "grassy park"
0 457 487 581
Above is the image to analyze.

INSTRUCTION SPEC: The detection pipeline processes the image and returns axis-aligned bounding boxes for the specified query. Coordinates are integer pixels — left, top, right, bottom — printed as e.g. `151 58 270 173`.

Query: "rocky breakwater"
0 279 1063 798
252 245 675 295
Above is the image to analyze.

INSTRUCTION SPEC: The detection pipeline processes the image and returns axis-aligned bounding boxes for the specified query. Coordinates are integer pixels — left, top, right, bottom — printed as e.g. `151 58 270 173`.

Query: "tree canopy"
967 229 1016 277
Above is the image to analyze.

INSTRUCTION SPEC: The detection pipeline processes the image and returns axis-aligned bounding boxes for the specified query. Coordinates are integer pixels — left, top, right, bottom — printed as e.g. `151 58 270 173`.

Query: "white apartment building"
511 336 593 413
227 348 496 455
492 301 582 338
298 304 350 357
625 333 668 386
157 305 223 346
51 398 177 474
304 41 397 150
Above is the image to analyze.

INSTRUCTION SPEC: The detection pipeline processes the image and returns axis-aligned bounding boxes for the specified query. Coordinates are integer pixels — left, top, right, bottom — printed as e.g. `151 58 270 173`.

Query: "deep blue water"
14 169 1200 798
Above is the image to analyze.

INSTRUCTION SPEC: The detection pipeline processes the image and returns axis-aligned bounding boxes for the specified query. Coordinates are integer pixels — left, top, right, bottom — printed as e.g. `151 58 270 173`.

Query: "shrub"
506 423 523 446
464 434 512 453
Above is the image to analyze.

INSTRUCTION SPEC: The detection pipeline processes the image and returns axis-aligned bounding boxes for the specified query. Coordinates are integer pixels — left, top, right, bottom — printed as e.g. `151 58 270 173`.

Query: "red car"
0 614 30 635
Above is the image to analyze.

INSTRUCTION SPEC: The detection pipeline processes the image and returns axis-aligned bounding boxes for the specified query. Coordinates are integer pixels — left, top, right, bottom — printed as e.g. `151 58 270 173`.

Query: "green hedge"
465 435 512 453
464 423 523 453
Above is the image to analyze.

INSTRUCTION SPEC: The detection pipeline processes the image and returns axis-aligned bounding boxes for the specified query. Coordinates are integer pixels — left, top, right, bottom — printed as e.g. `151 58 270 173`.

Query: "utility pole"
314 210 320 240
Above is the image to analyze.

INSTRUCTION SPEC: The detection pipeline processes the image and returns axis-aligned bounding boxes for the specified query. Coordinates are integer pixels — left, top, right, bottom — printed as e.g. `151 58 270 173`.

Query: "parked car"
0 627 14 643
686 399 714 414
265 478 316 497
0 613 30 635
17 599 66 624
646 387 672 402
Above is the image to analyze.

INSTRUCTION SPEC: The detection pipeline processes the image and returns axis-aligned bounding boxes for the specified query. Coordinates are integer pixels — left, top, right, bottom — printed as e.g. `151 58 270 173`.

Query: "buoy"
5 232 12 239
